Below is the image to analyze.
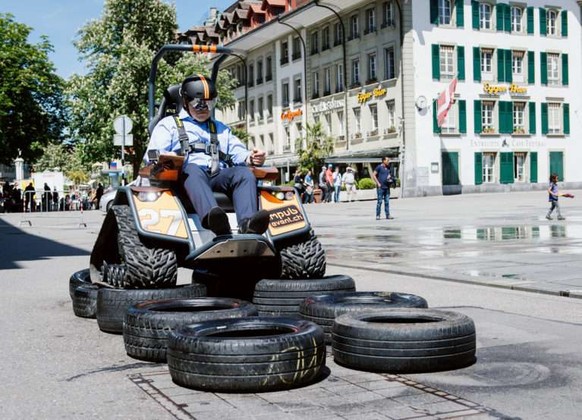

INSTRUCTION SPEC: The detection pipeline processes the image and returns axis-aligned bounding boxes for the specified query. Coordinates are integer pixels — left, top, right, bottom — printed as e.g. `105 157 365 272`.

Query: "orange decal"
132 191 188 239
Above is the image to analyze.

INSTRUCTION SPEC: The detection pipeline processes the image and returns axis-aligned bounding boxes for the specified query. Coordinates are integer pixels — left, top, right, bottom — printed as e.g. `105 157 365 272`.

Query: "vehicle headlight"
137 191 161 202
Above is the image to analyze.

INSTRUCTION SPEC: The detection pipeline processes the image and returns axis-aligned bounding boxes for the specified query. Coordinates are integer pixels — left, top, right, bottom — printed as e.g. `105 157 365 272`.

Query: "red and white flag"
436 77 457 127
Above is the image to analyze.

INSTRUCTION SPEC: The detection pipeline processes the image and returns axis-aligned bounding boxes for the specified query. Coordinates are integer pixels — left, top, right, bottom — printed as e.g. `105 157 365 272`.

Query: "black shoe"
201 207 231 236
239 210 270 234
386 215 394 219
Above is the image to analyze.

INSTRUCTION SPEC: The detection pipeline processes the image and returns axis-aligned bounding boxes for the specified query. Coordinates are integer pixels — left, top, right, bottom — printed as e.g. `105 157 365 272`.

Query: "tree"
295 122 335 175
66 0 236 178
0 13 66 165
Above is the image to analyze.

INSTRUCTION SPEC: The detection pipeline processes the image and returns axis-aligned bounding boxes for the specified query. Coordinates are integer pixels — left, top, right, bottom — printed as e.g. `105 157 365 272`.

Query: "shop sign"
483 83 527 95
281 109 303 121
471 138 544 148
311 98 345 113
357 86 388 104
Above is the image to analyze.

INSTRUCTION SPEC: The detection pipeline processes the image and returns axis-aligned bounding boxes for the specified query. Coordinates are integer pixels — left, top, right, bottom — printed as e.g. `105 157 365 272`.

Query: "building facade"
182 0 582 196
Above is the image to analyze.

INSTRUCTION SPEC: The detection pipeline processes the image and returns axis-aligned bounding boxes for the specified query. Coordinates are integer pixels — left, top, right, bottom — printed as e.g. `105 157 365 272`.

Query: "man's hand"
248 148 266 166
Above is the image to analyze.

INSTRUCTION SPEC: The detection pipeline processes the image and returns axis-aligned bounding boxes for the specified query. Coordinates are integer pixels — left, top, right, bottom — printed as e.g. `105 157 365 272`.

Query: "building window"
367 53 377 82
248 64 255 87
294 78 302 103
322 26 330 50
384 47 395 79
482 101 495 132
512 51 524 83
441 101 458 134
482 152 496 183
353 107 361 134
266 56 273 81
312 71 320 98
292 37 301 60
337 110 344 134
383 1 395 27
440 45 455 80
547 9 558 36
267 94 273 119
479 3 492 30
310 31 319 55
324 113 331 134
334 22 342 46
258 97 264 120
369 104 378 131
237 100 246 121
324 67 331 95
514 152 526 182
547 53 560 86
256 59 263 84
365 8 376 34
282 82 289 107
350 14 359 39
513 102 525 133
249 99 255 121
511 6 523 33
548 103 561 134
281 41 289 65
336 63 344 92
385 100 395 131
351 58 360 86
480 49 493 81
439 0 452 25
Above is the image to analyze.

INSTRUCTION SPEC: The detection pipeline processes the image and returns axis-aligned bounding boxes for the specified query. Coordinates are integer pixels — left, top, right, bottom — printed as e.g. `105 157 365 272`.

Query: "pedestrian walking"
303 170 314 204
371 157 394 220
325 164 334 203
318 165 327 203
546 173 572 220
343 167 357 202
333 167 342 203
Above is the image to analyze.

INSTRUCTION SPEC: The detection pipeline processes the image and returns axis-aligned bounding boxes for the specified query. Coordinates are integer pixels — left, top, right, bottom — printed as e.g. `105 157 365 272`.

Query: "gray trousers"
547 201 562 218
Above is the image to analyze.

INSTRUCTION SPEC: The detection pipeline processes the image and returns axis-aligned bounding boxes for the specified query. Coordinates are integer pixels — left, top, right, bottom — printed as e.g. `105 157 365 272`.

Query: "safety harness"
173 116 232 175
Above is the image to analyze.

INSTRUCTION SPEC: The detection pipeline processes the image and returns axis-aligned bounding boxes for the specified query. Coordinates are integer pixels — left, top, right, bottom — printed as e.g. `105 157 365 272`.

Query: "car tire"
300 292 429 343
278 229 326 279
96 283 207 334
167 317 326 392
253 275 355 317
332 309 476 373
72 283 98 318
123 298 258 362
69 268 91 300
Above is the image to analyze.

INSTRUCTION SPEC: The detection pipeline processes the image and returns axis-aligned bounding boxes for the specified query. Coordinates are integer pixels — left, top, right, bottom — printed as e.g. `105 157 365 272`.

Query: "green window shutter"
496 4 504 32
562 54 569 86
474 100 482 134
500 152 514 184
459 100 467 133
474 152 483 185
529 102 536 134
432 44 441 80
433 102 441 134
497 49 505 82
503 4 511 32
561 10 568 37
527 7 535 34
430 0 439 25
473 47 481 82
530 151 538 183
563 103 570 135
540 52 547 85
539 8 547 36
471 1 479 29
549 151 564 181
527 51 535 84
505 50 512 83
457 46 465 81
456 0 464 28
499 101 512 134
541 102 548 134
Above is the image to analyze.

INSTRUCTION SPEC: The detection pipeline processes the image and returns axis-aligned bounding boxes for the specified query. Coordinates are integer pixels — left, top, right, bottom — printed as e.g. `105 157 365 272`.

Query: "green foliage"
65 0 236 179
231 126 250 146
0 13 66 165
295 122 334 175
358 177 376 190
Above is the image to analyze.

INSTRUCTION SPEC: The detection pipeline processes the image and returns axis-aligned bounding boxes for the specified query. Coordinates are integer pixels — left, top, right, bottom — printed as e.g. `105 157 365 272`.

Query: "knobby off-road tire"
96 283 207 334
167 317 326 393
113 205 178 289
332 309 476 373
69 269 91 300
72 284 98 318
102 262 127 288
300 292 429 343
253 275 355 317
279 229 326 279
124 298 258 362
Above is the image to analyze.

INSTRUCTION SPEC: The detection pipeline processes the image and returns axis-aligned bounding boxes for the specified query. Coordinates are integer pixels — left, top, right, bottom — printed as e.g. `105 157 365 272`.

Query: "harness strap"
174 116 190 156
208 120 220 176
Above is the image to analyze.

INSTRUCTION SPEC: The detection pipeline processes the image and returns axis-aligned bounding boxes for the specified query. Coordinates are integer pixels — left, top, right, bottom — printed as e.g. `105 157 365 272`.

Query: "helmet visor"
188 97 216 112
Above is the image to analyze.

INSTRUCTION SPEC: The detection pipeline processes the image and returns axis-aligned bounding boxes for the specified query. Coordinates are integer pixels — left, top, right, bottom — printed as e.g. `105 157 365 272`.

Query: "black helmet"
180 74 217 102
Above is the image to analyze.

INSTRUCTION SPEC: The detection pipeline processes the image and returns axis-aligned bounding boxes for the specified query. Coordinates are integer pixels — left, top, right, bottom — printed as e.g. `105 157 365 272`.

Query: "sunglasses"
188 98 216 111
